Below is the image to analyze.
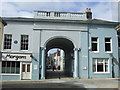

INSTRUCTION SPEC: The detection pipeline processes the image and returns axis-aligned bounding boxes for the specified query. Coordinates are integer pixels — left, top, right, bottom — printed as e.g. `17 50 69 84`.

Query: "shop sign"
2 53 31 61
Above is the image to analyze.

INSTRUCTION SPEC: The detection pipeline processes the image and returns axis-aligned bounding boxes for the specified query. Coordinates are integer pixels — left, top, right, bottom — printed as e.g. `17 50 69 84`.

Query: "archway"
45 38 74 79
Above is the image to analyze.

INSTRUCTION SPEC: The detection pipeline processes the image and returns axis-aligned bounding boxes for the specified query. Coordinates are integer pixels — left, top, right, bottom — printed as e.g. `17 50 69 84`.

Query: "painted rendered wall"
0 75 20 80
2 18 119 80
2 20 40 80
89 24 119 78
3 21 33 52
32 30 41 80
34 21 88 48
0 22 4 50
79 31 89 78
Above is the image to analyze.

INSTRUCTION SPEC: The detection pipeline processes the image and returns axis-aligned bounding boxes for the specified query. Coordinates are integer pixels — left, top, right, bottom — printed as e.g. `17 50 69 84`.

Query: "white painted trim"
93 58 110 73
1 51 32 54
21 62 32 80
92 51 99 53
30 62 32 80
1 74 20 75
20 62 22 80
105 51 113 54
91 37 99 52
105 37 112 53
20 50 29 52
93 72 110 74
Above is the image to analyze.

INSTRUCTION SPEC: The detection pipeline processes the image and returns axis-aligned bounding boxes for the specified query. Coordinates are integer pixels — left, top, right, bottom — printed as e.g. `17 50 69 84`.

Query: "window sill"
91 51 99 53
105 51 112 54
1 74 20 75
93 72 110 74
20 50 29 52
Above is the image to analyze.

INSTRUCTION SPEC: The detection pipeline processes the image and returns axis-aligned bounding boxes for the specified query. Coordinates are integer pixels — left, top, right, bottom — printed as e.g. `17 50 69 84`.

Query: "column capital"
74 48 78 51
74 48 81 51
41 47 46 50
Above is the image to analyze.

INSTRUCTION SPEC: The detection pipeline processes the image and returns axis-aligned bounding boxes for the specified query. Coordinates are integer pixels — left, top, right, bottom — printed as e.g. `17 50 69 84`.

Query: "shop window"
93 58 109 73
91 37 98 52
105 38 112 52
4 34 12 49
20 35 29 50
2 61 20 74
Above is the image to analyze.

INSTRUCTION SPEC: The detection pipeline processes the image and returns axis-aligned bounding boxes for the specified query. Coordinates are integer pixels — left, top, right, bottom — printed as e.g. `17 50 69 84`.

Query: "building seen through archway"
44 38 74 79
46 48 65 79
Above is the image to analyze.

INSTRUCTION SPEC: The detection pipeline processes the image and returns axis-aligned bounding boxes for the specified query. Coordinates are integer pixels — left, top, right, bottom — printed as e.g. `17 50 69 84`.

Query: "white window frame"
93 58 110 74
3 34 12 50
105 37 112 53
91 37 99 53
20 35 29 51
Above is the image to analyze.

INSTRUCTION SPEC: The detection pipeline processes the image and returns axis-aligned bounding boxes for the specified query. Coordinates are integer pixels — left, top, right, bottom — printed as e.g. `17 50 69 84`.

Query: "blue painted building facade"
0 9 119 80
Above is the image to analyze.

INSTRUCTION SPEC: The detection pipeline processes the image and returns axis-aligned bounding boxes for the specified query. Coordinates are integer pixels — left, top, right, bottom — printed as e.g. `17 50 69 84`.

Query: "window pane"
2 62 6 73
16 62 20 74
4 34 12 49
105 43 111 51
105 38 111 52
11 62 15 73
21 35 29 50
6 62 10 73
105 38 110 42
92 38 97 41
105 64 108 72
97 64 103 72
22 64 25 72
93 60 96 72
27 64 30 72
93 58 109 73
105 59 108 72
92 43 97 51
91 37 98 51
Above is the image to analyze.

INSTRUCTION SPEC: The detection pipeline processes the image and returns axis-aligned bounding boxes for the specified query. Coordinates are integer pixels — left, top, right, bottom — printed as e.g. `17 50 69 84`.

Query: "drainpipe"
87 21 90 79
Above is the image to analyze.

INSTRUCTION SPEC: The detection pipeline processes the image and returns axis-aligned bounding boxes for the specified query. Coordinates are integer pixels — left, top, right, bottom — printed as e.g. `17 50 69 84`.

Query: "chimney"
85 8 92 19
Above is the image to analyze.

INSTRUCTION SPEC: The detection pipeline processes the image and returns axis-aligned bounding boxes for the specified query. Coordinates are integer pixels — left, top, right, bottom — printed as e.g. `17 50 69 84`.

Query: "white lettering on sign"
6 54 26 60
2 53 31 62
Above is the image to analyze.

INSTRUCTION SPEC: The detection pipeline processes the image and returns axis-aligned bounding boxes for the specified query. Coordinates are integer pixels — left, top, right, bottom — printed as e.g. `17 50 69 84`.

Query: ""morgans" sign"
6 54 26 60
2 53 31 62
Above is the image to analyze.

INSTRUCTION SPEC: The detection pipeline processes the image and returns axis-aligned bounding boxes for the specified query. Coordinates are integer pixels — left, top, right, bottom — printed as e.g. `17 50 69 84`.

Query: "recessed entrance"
45 38 74 79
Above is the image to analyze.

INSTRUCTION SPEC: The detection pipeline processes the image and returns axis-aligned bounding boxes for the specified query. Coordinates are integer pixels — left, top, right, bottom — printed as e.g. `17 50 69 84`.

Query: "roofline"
3 17 119 25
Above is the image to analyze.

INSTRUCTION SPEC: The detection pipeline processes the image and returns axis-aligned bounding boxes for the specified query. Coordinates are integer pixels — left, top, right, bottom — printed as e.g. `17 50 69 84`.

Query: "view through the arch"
46 48 65 79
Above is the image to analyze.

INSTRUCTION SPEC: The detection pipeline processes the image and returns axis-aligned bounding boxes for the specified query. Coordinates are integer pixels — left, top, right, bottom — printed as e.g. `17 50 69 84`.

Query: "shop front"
0 53 32 80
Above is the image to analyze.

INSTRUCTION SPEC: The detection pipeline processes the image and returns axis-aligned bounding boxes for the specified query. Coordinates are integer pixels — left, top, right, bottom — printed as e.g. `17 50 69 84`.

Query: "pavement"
1 78 120 90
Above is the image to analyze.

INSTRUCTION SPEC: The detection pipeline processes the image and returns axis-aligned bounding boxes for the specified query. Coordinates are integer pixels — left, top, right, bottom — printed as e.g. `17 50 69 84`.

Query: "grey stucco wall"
1 18 119 80
89 24 119 78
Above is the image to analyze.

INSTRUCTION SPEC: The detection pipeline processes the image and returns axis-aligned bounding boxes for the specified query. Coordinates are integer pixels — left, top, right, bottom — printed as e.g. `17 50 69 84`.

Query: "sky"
0 0 119 21
0 0 119 54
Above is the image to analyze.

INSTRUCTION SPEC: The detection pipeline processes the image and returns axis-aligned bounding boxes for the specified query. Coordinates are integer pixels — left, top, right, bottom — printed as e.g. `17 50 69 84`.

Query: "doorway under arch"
45 37 75 79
